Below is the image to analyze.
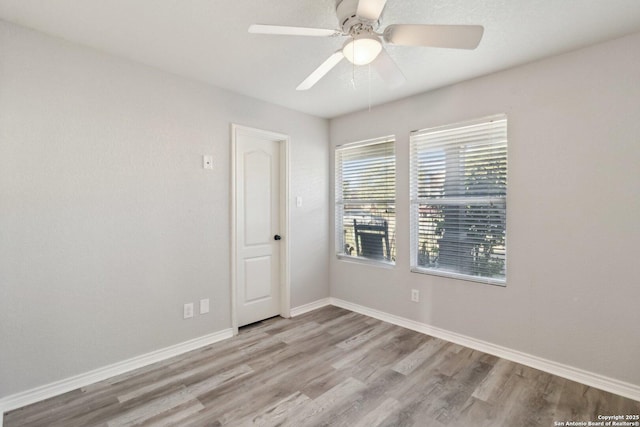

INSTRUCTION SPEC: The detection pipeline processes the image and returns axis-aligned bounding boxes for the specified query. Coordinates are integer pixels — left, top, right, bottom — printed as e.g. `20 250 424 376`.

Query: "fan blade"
296 51 344 91
384 24 484 49
372 48 406 88
356 0 387 21
249 24 340 37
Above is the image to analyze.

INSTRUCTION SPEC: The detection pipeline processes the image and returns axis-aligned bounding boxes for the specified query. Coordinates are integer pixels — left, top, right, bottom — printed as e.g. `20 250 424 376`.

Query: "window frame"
409 115 508 286
335 136 396 267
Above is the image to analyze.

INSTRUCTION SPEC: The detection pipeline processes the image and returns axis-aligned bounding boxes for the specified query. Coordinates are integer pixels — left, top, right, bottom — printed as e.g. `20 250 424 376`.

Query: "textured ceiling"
1 0 640 118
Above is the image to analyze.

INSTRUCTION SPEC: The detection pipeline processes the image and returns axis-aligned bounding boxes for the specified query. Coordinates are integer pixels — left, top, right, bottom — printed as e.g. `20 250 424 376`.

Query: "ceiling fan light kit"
249 0 484 90
343 34 382 65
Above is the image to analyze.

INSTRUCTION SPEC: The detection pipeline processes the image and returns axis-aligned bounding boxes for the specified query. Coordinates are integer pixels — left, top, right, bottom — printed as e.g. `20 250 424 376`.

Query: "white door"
234 128 283 327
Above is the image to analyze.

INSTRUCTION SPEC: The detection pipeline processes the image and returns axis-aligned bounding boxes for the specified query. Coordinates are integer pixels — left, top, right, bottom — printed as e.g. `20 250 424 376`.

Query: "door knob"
274 234 281 241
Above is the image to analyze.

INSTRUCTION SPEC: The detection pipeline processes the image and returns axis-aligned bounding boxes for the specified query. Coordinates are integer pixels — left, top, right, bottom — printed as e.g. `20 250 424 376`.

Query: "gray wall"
0 21 329 397
329 32 640 386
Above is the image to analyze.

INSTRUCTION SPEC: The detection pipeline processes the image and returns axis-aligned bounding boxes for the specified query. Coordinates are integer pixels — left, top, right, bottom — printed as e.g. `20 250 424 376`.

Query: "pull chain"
368 64 372 112
351 41 356 89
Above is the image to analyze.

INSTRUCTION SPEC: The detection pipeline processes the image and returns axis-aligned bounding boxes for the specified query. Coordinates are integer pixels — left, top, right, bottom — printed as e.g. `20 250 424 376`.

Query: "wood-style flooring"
4 306 639 426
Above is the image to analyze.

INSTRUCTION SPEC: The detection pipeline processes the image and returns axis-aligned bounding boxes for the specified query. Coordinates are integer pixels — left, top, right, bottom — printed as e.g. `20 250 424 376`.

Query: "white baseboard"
0 328 233 420
329 297 640 402
290 297 331 317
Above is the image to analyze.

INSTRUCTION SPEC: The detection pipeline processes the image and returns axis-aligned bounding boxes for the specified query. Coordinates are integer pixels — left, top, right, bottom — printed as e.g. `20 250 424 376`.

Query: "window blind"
410 115 507 284
336 138 395 263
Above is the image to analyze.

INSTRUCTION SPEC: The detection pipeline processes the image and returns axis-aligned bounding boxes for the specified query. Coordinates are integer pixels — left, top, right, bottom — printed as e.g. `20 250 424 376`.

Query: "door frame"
230 124 290 334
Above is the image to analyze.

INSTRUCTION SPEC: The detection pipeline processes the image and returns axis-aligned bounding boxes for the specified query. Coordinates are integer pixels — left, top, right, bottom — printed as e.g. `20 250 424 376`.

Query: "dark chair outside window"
353 219 391 261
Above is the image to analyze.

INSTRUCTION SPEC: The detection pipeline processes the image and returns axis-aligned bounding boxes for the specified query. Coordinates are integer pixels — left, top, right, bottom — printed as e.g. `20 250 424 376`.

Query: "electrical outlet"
411 289 420 303
200 298 210 314
184 303 194 319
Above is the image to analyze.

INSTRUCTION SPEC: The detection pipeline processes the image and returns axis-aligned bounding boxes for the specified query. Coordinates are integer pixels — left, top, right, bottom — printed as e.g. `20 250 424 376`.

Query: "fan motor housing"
336 0 381 34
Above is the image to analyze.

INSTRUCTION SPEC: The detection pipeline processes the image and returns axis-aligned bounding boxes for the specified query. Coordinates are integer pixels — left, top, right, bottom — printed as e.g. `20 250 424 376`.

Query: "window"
336 137 395 264
410 115 507 285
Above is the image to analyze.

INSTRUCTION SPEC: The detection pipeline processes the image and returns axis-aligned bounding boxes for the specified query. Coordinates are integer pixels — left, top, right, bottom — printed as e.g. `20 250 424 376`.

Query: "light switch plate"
296 196 303 207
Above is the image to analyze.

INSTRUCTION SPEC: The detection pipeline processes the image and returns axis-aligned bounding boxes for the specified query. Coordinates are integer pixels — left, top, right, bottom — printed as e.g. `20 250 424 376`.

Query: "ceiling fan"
248 0 484 91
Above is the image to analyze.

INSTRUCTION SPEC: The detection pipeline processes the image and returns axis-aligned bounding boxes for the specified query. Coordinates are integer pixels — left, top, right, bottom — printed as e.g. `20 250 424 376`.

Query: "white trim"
0 329 233 419
230 124 238 335
410 266 506 287
329 298 640 402
335 134 395 150
279 137 291 319
290 298 332 317
336 254 395 269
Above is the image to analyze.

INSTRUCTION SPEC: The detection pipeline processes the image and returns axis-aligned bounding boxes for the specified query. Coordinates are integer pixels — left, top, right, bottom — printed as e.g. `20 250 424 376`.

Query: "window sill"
410 266 506 287
336 254 395 269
